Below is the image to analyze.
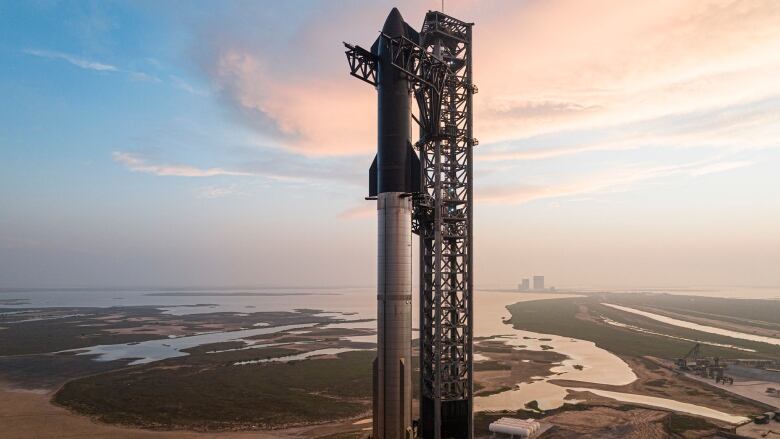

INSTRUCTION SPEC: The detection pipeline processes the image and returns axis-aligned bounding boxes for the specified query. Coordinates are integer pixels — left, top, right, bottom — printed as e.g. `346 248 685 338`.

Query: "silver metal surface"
375 192 413 439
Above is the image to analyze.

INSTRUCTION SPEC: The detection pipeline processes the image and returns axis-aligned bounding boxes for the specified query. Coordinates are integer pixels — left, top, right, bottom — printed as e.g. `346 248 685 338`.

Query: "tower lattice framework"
415 11 476 439
343 10 476 439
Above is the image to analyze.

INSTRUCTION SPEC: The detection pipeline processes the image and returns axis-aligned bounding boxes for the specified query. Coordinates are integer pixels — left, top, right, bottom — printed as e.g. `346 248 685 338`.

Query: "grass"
604 293 780 330
0 308 161 356
666 413 718 434
54 350 374 430
506 298 780 361
644 379 668 387
524 400 541 412
473 360 511 371
475 386 513 397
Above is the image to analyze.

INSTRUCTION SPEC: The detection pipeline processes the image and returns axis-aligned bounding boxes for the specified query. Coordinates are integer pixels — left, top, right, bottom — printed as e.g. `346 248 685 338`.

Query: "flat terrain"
55 350 373 430
0 381 369 439
474 338 568 397
506 296 780 361
1 292 778 438
0 305 377 434
550 356 768 416
654 358 780 410
475 404 723 439
599 293 780 335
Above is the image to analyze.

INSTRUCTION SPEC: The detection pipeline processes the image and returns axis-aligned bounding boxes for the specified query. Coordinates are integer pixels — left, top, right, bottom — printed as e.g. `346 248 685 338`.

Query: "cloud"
23 48 177 89
170 75 210 96
209 50 373 155
129 71 162 83
338 203 374 220
492 100 601 120
112 152 251 177
190 0 780 161
689 160 753 176
196 184 242 198
23 48 117 71
112 149 368 189
479 98 780 162
475 0 780 144
478 159 755 205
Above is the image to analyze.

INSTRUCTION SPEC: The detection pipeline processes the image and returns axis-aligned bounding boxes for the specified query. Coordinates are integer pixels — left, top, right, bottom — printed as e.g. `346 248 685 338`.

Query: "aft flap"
369 154 378 196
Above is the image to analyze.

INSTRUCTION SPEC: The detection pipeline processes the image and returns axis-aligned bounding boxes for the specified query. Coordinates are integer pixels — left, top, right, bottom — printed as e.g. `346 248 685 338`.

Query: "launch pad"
345 8 476 439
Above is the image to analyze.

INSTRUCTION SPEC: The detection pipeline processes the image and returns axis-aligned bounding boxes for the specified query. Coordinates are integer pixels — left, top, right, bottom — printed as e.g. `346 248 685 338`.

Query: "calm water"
473 292 638 412
0 287 758 421
235 347 365 365
71 323 316 365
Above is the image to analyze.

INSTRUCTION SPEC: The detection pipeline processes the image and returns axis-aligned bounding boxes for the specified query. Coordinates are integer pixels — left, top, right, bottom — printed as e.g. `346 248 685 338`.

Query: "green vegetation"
473 360 511 371
0 306 337 356
644 379 668 387
605 293 780 329
475 344 514 354
524 400 541 412
0 309 161 355
666 413 718 434
506 298 780 361
475 385 513 397
54 350 374 430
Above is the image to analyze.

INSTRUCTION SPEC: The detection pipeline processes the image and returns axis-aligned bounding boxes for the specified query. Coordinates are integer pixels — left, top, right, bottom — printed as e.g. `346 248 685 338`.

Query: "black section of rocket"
368 8 421 197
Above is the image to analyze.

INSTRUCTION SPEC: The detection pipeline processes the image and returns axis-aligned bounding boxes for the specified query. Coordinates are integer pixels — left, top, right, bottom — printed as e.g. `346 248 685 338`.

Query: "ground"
1 292 778 438
548 356 767 417
0 381 368 439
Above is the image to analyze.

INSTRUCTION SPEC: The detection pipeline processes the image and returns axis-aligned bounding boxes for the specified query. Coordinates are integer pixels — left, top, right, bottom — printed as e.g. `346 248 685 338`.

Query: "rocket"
368 8 420 439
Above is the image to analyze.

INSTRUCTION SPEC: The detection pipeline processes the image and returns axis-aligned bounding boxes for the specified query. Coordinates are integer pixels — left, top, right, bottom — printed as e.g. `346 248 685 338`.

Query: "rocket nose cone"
382 7 405 37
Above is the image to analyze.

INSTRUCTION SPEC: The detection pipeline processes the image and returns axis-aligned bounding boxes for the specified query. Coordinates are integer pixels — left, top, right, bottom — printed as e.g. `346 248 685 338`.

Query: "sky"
1 0 779 289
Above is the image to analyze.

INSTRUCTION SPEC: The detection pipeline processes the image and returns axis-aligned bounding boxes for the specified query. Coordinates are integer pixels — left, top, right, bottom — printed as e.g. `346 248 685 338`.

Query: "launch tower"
345 9 475 439
415 12 475 439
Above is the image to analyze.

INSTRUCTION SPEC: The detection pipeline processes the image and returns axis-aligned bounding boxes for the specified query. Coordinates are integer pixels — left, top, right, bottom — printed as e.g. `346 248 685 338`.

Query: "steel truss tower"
415 12 475 439
345 10 475 439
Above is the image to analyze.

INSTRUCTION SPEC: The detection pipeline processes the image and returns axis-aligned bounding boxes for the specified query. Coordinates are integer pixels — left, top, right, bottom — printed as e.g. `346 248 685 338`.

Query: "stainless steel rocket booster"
346 7 475 438
369 8 420 439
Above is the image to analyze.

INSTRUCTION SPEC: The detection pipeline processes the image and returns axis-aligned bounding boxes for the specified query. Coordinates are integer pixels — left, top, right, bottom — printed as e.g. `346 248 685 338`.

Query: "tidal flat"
0 288 777 438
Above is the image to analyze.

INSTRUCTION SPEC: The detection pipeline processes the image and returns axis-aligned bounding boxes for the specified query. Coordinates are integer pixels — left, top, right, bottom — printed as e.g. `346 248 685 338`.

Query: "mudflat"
0 382 282 439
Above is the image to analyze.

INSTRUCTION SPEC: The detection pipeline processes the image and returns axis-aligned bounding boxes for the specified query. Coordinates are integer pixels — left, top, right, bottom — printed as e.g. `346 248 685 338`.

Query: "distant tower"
519 279 530 291
533 276 545 291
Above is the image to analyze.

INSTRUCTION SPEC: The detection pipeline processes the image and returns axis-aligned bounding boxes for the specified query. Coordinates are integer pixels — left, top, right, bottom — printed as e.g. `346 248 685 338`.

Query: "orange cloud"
201 0 780 164
338 203 375 220
477 159 755 205
474 0 780 143
213 50 375 156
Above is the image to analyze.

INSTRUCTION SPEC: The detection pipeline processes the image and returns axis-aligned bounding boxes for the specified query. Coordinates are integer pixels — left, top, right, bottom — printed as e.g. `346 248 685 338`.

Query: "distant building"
518 278 530 291
533 275 544 291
